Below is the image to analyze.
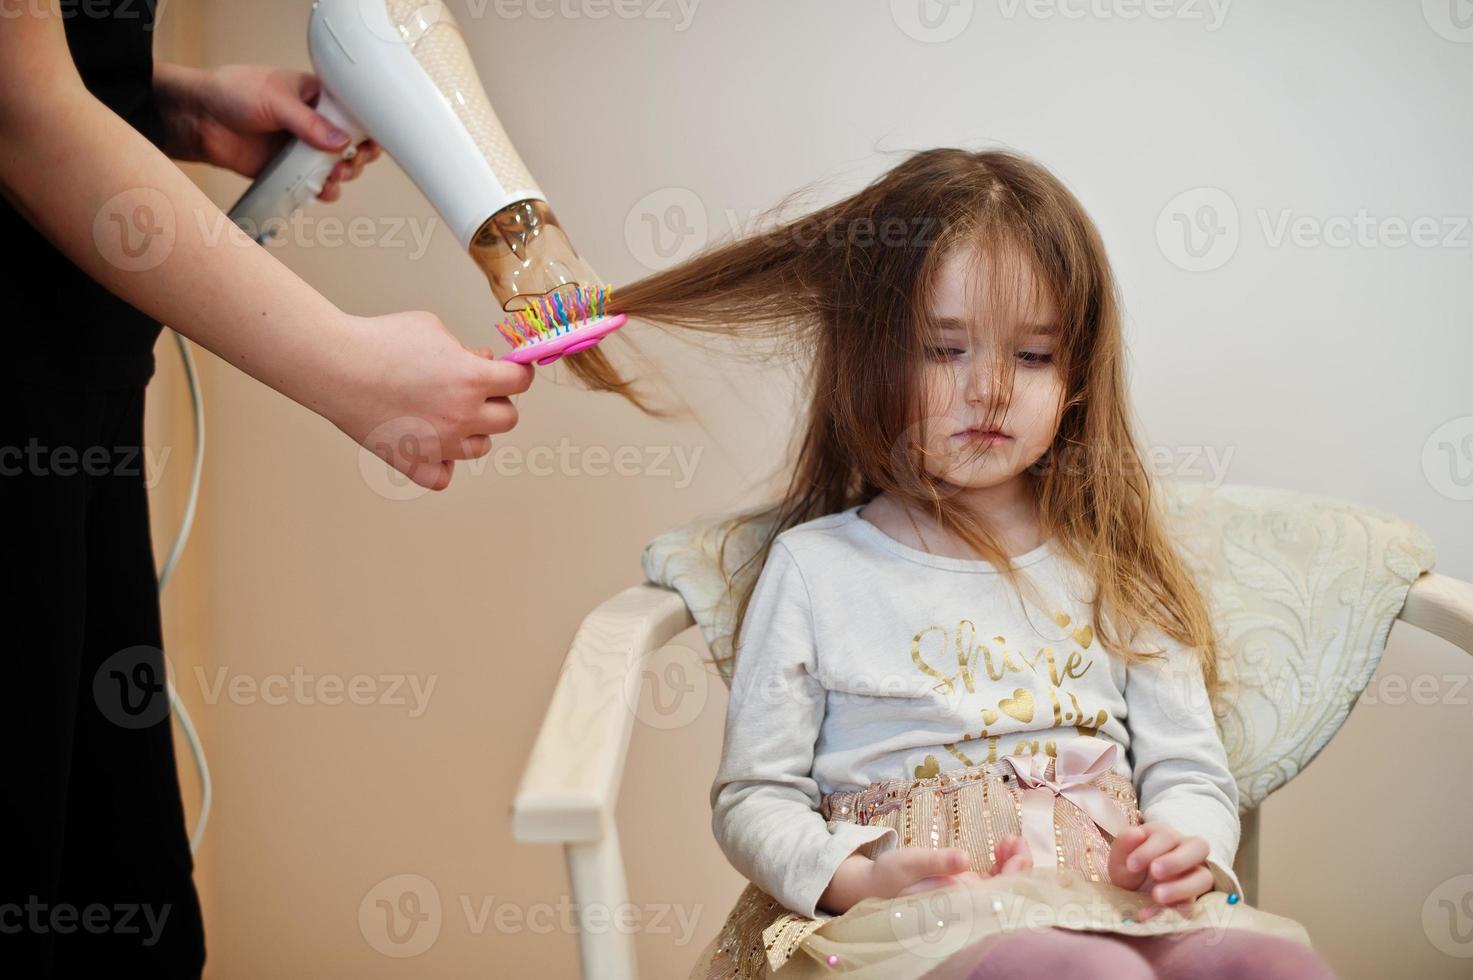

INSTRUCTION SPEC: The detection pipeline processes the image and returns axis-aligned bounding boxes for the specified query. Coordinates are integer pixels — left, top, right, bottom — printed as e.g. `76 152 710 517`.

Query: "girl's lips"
955 428 1012 443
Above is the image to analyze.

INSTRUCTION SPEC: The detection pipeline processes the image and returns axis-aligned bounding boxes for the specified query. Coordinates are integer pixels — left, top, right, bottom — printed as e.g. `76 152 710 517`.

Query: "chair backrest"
641 479 1436 809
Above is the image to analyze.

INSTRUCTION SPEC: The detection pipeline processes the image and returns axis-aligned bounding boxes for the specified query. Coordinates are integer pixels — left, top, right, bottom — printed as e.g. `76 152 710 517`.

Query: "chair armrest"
513 583 695 843
1397 572 1473 656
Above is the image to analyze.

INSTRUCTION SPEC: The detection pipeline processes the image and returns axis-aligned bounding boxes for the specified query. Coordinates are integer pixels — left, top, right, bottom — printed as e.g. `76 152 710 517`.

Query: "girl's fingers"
997 853 1030 875
1124 825 1179 875
1136 897 1199 922
1107 826 1150 885
1145 836 1209 883
887 847 969 890
896 874 959 898
992 835 1033 875
1149 865 1213 906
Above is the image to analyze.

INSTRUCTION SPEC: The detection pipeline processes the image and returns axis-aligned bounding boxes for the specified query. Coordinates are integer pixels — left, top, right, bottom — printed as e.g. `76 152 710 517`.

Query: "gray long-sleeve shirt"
711 505 1245 919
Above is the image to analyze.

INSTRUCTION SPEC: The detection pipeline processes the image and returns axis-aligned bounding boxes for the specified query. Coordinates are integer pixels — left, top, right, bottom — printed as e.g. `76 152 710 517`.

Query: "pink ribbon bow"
1000 735 1129 869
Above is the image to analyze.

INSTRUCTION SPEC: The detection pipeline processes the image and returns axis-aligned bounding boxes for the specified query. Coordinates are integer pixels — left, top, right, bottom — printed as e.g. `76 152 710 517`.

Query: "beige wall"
142 1 1473 977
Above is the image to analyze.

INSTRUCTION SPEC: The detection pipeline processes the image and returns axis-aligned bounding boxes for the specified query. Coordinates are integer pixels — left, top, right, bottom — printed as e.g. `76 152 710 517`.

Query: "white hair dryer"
229 0 624 364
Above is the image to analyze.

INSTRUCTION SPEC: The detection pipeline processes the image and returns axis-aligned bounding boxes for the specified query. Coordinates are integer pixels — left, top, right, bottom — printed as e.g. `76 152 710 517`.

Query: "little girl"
579 149 1339 979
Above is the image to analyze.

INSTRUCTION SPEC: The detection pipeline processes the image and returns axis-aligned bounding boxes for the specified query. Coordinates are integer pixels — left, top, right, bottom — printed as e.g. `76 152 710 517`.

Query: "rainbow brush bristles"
493 283 627 366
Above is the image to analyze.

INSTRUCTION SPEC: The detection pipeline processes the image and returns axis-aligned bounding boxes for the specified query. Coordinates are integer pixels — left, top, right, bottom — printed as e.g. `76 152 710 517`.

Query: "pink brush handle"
503 314 627 366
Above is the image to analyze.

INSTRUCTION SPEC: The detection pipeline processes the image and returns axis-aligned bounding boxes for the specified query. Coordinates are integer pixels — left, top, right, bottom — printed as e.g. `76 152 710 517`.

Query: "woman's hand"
325 310 535 491
818 836 1033 915
1108 822 1211 921
154 62 382 200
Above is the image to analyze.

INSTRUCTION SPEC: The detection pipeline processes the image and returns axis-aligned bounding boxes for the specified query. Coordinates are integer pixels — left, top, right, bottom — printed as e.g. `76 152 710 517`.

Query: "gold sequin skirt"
690 752 1315 979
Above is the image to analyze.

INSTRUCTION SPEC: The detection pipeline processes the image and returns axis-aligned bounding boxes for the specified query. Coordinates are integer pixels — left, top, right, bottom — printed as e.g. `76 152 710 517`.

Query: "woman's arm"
0 7 529 491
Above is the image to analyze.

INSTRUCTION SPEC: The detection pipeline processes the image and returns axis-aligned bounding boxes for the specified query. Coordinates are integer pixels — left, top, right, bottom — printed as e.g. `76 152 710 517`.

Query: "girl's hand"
1107 822 1212 921
988 834 1034 877
155 63 382 200
818 836 1033 915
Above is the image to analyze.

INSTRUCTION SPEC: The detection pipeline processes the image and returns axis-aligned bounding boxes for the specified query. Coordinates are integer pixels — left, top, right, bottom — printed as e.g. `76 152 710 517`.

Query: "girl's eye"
1017 350 1053 366
925 346 967 360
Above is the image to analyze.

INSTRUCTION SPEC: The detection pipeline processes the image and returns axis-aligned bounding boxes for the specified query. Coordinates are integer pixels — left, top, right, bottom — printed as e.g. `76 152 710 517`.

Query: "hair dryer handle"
227 90 366 244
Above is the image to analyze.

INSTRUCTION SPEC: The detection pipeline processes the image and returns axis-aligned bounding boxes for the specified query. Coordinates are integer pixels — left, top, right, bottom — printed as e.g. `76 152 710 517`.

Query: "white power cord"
157 327 212 855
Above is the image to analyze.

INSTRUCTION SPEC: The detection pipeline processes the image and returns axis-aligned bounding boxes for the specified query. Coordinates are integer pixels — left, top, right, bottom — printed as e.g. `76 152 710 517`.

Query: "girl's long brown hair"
566 148 1222 703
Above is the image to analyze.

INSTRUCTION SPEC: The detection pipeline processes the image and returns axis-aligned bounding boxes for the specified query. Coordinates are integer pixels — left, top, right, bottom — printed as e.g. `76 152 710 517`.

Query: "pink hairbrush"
493 283 626 366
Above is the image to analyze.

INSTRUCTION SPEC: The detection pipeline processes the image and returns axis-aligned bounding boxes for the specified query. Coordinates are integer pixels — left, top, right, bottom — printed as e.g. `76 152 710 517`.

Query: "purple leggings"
920 926 1338 979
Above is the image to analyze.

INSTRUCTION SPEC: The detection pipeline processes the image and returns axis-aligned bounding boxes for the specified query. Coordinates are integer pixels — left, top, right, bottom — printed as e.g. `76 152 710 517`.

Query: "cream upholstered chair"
513 480 1473 980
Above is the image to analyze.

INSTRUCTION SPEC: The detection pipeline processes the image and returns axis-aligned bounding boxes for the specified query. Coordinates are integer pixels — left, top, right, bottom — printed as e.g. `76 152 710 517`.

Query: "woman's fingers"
317 138 382 201
279 69 351 152
476 356 535 398
474 397 519 438
451 434 492 461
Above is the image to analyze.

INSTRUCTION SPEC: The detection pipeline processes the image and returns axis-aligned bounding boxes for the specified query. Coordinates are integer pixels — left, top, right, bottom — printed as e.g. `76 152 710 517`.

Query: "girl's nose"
964 356 1005 405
